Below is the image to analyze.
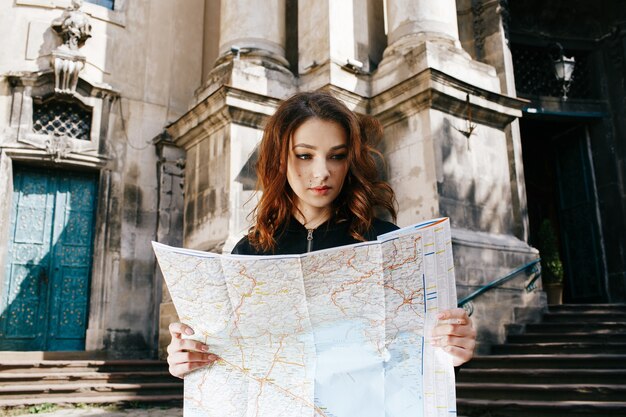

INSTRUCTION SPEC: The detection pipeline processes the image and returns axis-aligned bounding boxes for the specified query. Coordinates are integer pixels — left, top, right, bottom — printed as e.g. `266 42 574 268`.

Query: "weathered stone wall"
0 0 203 357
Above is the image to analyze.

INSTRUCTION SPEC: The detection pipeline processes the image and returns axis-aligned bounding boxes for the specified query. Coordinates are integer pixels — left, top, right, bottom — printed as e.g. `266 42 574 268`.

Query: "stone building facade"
1 0 625 359
163 0 536 356
0 0 202 357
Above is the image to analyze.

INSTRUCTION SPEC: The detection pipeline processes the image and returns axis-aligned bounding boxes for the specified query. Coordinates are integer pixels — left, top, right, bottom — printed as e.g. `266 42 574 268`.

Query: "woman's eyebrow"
292 143 316 149
292 144 348 150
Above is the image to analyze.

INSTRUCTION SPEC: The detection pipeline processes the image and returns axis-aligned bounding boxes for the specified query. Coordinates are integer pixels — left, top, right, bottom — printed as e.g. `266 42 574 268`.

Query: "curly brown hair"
249 91 397 252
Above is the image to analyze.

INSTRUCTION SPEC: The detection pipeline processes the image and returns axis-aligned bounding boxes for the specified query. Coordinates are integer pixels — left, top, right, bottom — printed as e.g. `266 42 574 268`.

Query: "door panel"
554 127 605 302
48 174 97 350
0 167 97 351
1 170 55 350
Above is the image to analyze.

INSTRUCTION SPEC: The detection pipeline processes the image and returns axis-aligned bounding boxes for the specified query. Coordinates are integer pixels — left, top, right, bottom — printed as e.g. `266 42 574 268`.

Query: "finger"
431 322 475 338
169 361 214 379
430 335 476 351
169 322 195 338
437 308 469 324
166 337 209 355
439 345 474 367
169 351 218 365
178 338 210 353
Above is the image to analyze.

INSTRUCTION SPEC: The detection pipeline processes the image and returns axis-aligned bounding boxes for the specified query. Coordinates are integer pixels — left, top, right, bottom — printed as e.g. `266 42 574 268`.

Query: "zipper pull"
306 229 314 252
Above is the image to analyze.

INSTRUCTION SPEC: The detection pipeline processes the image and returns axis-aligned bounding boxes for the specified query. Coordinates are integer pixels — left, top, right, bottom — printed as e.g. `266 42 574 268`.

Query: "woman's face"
287 118 350 221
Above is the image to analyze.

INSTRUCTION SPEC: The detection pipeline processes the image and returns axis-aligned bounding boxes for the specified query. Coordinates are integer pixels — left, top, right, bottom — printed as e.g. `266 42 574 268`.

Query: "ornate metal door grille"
33 100 92 141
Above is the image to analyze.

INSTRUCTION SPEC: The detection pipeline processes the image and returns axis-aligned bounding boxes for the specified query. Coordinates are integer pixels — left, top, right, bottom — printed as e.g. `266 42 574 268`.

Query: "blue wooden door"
0 166 98 350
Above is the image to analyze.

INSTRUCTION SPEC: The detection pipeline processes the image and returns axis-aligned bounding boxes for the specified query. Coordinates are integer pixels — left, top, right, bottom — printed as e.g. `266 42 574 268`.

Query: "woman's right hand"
167 322 219 379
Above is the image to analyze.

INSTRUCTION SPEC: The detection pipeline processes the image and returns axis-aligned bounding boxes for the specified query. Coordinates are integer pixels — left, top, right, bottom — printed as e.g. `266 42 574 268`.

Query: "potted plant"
538 219 565 305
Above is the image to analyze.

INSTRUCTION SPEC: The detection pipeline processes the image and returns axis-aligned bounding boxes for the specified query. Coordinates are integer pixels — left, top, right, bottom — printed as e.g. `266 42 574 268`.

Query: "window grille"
33 100 92 141
512 44 594 99
85 0 114 9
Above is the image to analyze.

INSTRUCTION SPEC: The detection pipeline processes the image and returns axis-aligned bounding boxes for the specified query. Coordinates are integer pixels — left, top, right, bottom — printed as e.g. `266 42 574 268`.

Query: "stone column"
218 0 289 68
385 0 460 51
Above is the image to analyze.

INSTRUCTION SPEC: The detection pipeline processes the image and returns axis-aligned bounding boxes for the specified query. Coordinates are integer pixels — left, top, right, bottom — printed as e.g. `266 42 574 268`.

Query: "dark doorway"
521 118 607 303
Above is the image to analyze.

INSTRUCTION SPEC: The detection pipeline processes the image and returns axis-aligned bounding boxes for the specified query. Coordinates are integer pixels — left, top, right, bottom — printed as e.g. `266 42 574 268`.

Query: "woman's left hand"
430 308 476 367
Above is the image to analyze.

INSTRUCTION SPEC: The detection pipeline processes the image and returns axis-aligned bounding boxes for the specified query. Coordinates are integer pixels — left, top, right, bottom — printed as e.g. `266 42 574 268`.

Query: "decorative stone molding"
167 86 281 151
45 133 72 161
16 0 127 27
3 71 118 168
370 68 526 128
51 49 86 94
51 0 92 50
50 0 91 95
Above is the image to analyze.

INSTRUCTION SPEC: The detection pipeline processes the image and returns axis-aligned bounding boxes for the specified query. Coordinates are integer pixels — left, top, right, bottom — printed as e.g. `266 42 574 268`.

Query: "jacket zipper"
306 229 314 252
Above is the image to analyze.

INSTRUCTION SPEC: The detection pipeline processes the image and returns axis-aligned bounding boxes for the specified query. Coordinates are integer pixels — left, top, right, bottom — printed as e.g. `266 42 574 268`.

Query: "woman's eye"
331 153 347 160
296 154 312 160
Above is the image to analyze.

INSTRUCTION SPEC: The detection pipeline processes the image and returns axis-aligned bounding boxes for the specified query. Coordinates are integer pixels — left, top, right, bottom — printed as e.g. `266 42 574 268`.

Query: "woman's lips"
310 186 331 195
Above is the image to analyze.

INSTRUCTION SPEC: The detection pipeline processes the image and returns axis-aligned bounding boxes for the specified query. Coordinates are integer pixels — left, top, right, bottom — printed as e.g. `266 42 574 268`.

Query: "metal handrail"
457 258 542 311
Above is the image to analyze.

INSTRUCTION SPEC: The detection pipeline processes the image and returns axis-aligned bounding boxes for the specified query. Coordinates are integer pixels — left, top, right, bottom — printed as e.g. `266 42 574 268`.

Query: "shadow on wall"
438 117 513 235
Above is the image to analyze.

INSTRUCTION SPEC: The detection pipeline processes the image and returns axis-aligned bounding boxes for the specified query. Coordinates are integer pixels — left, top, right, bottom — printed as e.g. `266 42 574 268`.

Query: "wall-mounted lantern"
553 43 575 100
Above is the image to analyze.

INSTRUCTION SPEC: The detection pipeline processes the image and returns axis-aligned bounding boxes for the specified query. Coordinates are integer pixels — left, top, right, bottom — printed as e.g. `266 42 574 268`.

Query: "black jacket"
232 216 399 255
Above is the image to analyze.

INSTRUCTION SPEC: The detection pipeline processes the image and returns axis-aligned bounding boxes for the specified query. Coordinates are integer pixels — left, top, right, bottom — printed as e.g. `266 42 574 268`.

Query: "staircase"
456 304 626 417
0 355 182 406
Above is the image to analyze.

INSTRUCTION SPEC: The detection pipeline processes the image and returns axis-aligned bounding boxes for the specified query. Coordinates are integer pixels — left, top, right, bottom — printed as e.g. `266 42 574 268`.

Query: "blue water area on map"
313 320 385 417
384 332 424 416
312 322 425 417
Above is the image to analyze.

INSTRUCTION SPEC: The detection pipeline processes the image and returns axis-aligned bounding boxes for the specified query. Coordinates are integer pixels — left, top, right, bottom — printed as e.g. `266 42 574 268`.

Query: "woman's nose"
312 159 330 179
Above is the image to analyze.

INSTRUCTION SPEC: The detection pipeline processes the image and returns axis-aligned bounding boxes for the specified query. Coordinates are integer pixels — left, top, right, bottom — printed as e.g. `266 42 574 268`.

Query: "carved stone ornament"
51 49 86 94
51 0 92 50
45 134 72 162
50 0 91 94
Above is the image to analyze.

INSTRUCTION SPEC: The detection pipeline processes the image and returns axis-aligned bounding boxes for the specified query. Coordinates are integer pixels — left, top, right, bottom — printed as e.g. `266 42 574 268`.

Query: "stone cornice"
371 68 528 128
6 70 120 100
2 146 109 169
166 86 282 150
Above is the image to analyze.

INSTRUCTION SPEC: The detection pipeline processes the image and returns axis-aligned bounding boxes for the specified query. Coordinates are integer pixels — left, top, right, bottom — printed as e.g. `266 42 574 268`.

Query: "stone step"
463 354 626 369
491 342 626 355
525 322 626 333
507 332 626 343
457 399 626 417
549 304 626 314
0 394 183 407
542 312 626 323
456 382 626 402
0 351 111 361
0 381 183 396
457 368 626 384
0 370 178 384
0 359 169 374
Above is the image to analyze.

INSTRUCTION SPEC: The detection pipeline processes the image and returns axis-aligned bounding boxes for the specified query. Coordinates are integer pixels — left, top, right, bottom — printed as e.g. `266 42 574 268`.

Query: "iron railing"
457 258 542 316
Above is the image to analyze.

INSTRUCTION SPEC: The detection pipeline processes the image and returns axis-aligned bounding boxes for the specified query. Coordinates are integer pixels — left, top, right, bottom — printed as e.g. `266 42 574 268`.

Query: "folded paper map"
153 217 457 417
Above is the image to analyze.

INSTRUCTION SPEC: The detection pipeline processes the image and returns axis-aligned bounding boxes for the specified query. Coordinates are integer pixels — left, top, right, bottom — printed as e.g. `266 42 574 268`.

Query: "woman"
167 91 476 378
